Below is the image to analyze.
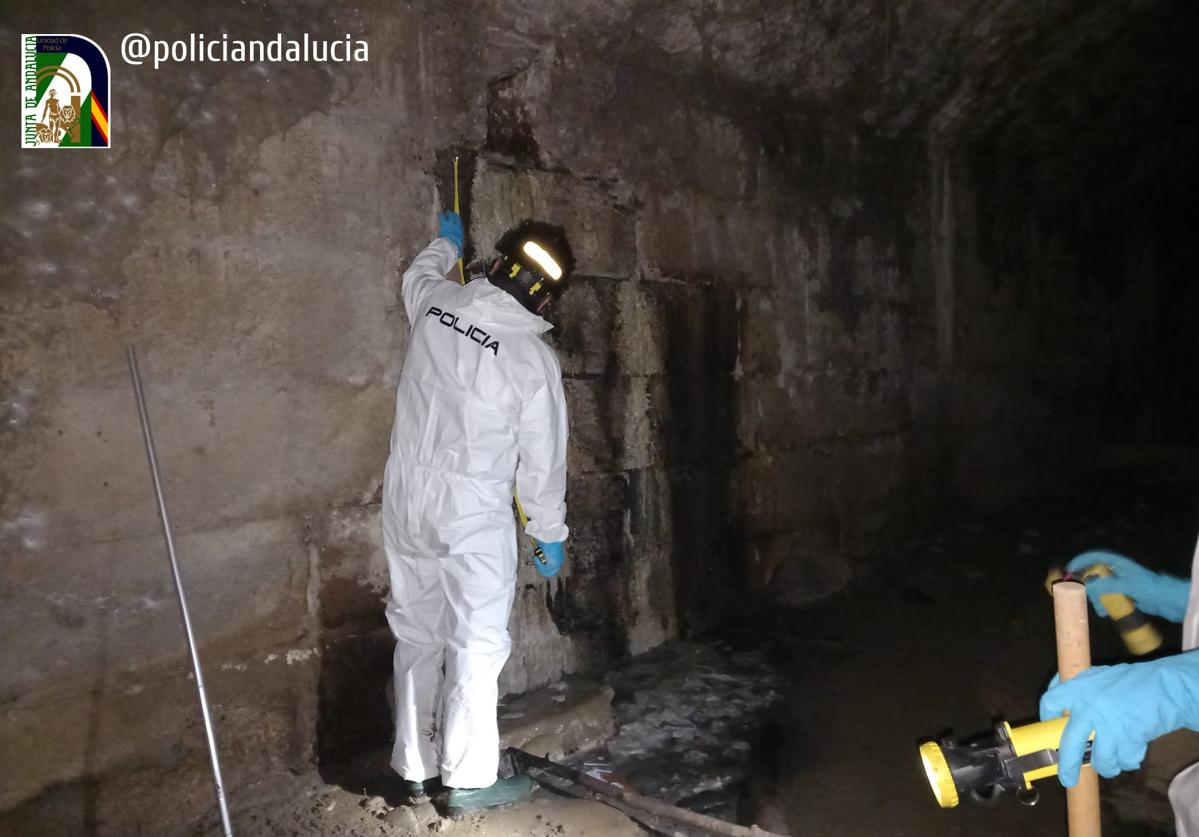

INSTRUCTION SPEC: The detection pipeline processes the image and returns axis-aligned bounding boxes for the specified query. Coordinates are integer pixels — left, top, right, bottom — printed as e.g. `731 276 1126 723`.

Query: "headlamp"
520 240 563 281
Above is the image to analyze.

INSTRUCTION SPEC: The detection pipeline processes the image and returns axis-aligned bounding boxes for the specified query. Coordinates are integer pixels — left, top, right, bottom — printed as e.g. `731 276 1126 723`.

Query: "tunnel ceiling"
478 0 1197 220
538 0 1181 136
957 0 1199 216
955 0 1199 285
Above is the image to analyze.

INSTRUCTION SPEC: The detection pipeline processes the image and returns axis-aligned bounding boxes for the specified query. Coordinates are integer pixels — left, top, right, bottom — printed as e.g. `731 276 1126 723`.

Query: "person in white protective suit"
1040 532 1199 833
382 210 574 815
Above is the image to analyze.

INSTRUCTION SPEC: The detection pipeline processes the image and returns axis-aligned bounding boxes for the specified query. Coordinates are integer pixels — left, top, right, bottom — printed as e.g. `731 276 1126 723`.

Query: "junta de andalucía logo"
21 34 111 149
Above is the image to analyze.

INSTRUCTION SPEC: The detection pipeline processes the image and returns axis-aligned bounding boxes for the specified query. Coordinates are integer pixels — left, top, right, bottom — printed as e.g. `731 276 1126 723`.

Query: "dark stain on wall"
316 631 394 766
487 75 542 167
651 283 743 635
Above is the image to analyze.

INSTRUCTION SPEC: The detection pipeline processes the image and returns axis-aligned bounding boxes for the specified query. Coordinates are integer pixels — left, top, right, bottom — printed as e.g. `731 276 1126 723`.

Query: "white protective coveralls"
383 236 569 789
1168 532 1199 834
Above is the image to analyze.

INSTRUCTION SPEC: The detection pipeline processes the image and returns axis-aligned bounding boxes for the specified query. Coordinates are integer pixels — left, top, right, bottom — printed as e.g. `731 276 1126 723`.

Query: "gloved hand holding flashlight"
533 539 565 578
1040 651 1199 787
1067 550 1190 622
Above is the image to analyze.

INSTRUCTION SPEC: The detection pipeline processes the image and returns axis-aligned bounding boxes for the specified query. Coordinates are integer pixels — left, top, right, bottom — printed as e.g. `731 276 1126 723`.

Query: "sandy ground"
235 778 641 837
240 639 788 837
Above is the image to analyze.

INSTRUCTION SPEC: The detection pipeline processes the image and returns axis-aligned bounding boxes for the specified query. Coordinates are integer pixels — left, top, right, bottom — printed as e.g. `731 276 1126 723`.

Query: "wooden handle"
1052 580 1102 837
1054 581 1092 679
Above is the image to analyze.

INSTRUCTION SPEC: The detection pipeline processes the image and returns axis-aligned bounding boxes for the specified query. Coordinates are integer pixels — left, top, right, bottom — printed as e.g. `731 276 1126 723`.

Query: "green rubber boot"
445 774 535 815
402 776 444 800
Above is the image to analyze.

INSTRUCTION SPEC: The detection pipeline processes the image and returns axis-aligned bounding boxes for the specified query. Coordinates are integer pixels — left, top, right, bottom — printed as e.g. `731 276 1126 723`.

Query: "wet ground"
571 641 784 825
240 457 1198 835
770 459 1198 836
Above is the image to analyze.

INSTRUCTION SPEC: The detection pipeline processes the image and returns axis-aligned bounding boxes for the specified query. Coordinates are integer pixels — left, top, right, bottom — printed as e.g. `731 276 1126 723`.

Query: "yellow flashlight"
919 716 1090 809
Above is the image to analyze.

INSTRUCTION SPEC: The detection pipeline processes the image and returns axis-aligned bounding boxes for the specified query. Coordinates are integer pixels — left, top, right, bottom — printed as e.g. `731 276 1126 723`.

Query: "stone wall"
1 0 1195 832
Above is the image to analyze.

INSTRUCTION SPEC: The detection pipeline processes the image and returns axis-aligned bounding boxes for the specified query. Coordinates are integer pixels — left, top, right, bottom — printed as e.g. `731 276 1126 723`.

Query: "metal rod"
510 748 791 837
126 345 234 837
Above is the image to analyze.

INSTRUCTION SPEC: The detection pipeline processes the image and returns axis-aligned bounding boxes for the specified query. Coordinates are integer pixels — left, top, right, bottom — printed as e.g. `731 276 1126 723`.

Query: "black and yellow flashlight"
1045 564 1162 656
919 716 1089 808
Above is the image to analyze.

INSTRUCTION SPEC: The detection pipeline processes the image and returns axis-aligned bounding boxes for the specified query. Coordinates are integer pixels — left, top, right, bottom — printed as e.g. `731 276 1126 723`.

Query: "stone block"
801 368 911 440
640 283 740 469
739 366 913 453
499 676 615 760
0 515 310 705
0 636 318 822
739 434 907 554
613 283 668 377
6 370 393 552
317 629 394 763
737 452 835 537
502 584 599 697
562 472 627 577
735 377 804 453
564 377 659 474
522 469 678 659
636 192 695 280
551 278 617 377
638 191 780 287
546 472 629 637
551 280 667 380
317 504 389 633
470 161 636 278
622 467 678 654
644 281 740 374
805 298 908 371
563 377 614 474
737 290 808 378
642 460 743 628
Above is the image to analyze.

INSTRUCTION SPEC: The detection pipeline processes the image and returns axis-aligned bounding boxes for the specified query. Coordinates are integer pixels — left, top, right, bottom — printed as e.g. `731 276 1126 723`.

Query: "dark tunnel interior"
960 0 1199 444
1 1 1197 835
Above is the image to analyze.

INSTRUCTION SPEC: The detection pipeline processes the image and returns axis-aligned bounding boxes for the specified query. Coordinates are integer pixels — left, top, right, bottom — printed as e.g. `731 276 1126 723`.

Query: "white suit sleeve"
516 353 569 543
401 237 458 322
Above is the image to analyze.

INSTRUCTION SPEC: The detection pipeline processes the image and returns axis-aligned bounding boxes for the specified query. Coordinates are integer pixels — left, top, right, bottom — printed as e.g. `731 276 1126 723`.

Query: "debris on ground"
570 640 785 830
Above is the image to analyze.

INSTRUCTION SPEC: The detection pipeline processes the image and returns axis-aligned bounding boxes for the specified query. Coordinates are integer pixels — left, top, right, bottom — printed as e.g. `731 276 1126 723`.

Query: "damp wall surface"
1 0 1197 831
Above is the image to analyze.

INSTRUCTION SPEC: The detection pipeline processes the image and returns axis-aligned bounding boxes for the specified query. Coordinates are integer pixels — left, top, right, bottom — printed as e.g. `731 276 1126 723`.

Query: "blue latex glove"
438 210 464 256
533 539 565 578
1067 550 1190 622
1040 651 1199 787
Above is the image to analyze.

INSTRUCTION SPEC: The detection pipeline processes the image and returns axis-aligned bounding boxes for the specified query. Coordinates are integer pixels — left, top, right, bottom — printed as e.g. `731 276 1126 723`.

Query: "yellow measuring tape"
513 490 548 567
453 156 465 286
